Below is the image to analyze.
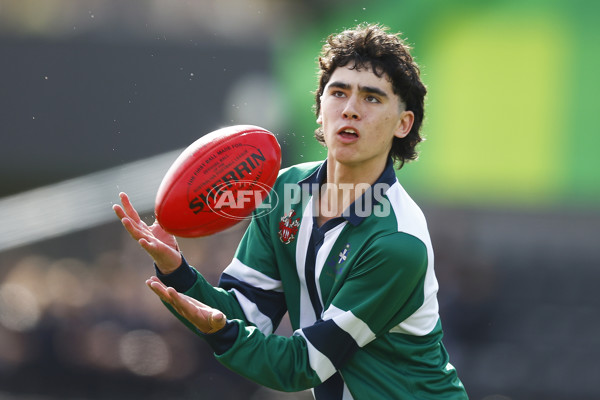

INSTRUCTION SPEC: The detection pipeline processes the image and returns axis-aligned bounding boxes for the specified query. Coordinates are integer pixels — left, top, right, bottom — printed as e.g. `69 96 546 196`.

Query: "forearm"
210 319 323 392
156 255 248 322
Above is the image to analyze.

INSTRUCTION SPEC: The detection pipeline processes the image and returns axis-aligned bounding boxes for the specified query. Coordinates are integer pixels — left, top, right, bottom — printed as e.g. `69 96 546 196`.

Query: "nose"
342 97 360 120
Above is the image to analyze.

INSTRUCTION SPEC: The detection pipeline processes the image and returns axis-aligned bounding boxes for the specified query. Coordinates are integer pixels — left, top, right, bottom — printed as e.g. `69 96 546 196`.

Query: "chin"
329 152 362 166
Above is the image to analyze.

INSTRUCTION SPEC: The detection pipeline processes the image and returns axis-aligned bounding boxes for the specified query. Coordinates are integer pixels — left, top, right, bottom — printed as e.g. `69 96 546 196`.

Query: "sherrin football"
155 125 281 237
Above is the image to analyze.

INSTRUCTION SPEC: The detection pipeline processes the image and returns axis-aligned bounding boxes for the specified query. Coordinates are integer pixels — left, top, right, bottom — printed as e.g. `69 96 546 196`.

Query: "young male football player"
114 23 468 399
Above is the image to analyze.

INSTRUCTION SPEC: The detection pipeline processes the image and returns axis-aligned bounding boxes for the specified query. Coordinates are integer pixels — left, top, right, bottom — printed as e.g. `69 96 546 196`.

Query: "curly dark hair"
314 23 427 168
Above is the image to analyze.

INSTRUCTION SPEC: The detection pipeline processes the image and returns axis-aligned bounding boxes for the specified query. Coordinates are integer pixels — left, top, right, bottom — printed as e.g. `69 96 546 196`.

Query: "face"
317 65 414 169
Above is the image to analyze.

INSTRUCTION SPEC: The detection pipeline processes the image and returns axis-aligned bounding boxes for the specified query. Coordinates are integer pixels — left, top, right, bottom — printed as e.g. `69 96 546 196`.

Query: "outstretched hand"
113 192 182 274
146 276 227 334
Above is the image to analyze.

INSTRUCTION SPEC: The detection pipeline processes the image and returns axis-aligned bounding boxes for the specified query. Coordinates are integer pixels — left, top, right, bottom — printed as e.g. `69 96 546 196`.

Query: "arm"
146 275 322 391
113 192 239 331
113 192 286 335
134 199 318 390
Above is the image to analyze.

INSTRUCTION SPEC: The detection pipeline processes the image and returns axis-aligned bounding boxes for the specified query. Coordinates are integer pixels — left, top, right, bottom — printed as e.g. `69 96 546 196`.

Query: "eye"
332 90 346 98
365 95 381 103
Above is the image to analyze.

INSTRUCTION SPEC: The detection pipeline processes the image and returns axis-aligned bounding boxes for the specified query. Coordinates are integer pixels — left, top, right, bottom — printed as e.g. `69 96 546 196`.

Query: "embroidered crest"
336 243 351 275
338 243 350 264
278 210 300 244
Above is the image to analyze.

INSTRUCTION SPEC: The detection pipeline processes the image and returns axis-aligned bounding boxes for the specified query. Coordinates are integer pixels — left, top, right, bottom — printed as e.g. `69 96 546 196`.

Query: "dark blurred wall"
0 36 270 196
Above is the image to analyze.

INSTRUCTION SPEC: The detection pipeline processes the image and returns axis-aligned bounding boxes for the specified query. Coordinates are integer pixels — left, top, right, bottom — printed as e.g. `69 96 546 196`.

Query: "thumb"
208 311 227 332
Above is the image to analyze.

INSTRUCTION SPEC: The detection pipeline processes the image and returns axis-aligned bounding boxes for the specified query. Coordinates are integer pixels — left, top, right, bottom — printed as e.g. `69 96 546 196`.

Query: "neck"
325 153 388 188
316 155 388 226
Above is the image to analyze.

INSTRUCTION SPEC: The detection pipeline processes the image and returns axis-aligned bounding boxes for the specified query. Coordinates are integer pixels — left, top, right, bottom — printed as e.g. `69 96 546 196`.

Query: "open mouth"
338 128 359 139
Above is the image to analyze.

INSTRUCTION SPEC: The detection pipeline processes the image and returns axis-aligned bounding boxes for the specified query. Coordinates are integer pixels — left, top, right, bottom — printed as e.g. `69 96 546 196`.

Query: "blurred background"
0 0 598 399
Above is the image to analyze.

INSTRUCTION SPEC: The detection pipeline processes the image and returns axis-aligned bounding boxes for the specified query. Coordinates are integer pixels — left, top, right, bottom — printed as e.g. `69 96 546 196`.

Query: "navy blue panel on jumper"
155 255 198 292
200 320 239 355
305 226 325 319
219 273 287 328
305 216 348 320
302 318 359 369
315 372 345 399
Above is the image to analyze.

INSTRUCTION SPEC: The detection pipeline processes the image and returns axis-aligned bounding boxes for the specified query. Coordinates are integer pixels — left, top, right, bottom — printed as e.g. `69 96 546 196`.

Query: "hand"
146 276 227 334
113 192 182 274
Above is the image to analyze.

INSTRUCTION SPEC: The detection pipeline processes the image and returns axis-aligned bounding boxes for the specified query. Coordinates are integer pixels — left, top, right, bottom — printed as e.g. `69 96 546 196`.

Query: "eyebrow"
326 81 389 99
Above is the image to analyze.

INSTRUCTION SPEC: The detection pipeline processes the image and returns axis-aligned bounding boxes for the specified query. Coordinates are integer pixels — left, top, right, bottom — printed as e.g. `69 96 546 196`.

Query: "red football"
155 125 281 237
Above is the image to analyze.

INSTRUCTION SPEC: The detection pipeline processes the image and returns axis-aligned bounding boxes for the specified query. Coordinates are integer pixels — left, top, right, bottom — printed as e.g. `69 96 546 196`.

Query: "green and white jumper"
158 158 468 399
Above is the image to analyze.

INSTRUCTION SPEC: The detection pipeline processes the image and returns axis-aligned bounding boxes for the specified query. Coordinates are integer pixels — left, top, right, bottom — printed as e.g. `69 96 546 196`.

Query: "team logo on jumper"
338 244 350 264
278 210 300 244
335 243 351 275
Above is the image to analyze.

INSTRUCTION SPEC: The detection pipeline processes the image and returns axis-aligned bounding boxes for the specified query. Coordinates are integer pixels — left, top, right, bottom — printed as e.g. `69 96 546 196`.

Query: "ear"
316 95 324 125
394 110 414 139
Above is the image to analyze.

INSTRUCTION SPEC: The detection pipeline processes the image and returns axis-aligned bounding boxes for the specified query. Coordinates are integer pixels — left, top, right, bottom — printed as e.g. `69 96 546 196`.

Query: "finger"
139 237 169 259
166 289 203 318
147 276 162 285
145 276 166 291
147 283 184 317
148 281 190 317
167 289 226 333
120 217 148 242
146 279 172 304
112 204 126 220
146 279 168 298
170 290 211 314
121 208 155 241
157 288 193 321
208 310 227 332
139 237 153 251
119 192 143 224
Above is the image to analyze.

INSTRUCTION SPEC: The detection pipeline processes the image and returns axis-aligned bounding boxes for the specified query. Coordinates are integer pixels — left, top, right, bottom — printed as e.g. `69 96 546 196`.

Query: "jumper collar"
298 157 397 226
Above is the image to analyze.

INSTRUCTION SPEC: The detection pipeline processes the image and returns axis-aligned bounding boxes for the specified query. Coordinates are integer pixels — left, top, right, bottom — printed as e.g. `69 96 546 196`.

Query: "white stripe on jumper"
387 182 439 336
222 258 284 292
295 198 317 328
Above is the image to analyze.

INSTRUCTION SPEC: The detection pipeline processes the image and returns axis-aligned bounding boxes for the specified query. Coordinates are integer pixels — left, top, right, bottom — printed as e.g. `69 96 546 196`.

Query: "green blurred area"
274 0 600 209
